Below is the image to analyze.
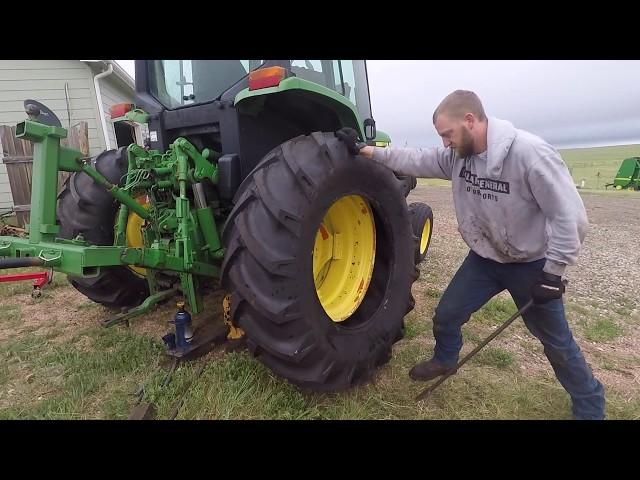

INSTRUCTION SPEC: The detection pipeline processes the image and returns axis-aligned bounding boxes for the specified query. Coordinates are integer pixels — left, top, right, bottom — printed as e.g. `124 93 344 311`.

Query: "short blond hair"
432 90 487 123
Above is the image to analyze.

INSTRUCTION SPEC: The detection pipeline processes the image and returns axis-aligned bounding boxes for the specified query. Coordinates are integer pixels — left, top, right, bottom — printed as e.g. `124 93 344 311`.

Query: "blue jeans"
431 250 605 420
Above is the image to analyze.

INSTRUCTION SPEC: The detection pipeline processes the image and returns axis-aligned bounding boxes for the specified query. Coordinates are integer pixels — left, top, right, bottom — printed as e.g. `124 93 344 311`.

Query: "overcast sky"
116 60 640 149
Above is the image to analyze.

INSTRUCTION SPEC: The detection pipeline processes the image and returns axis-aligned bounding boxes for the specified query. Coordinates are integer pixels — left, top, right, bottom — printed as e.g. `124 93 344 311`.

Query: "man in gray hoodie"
336 90 605 420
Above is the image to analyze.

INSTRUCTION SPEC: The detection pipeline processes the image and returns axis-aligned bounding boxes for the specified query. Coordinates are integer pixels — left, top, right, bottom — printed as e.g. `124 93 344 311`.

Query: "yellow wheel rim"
125 197 149 277
420 218 432 255
313 195 376 322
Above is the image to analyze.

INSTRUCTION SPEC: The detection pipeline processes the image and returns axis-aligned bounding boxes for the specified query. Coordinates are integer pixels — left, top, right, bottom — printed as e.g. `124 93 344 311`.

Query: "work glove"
335 127 367 156
531 271 566 304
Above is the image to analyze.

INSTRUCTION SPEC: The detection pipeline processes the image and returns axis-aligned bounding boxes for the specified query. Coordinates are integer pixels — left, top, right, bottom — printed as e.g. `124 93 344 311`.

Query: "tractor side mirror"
363 118 376 141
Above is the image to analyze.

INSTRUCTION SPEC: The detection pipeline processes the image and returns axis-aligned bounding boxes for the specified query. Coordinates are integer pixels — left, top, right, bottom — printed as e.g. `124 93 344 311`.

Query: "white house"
0 60 146 210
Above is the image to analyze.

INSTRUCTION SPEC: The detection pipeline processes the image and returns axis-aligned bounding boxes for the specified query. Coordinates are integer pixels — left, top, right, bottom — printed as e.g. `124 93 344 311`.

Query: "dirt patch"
0 287 107 342
0 276 228 348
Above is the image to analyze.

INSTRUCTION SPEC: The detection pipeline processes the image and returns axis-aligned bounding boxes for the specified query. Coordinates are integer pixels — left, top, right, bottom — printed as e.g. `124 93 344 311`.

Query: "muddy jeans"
431 250 605 420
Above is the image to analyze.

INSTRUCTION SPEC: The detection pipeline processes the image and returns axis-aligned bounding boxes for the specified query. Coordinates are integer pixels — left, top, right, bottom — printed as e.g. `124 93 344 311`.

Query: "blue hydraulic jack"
162 301 229 361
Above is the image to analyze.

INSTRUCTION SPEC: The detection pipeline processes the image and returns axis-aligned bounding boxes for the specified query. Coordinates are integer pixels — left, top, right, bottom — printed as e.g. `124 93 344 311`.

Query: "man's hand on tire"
335 127 367 156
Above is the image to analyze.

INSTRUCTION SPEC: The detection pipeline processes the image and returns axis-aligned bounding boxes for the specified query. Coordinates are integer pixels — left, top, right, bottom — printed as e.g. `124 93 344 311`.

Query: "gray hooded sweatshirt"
371 117 588 277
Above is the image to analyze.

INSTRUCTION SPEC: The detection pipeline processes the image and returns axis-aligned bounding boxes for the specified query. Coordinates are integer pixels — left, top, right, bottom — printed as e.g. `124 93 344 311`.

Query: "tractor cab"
134 60 380 194
143 60 372 119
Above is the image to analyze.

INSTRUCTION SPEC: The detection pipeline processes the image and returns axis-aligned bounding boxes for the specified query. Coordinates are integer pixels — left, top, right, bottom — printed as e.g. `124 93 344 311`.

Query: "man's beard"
455 127 475 157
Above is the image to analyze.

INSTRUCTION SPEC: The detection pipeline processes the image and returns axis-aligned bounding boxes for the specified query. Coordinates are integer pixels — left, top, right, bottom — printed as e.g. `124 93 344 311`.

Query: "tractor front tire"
408 202 434 264
221 132 418 391
57 148 149 309
396 174 417 197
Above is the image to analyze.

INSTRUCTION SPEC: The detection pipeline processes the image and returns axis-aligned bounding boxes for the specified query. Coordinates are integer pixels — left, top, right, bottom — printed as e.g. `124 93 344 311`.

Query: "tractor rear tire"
408 202 434 264
221 132 419 391
57 147 149 309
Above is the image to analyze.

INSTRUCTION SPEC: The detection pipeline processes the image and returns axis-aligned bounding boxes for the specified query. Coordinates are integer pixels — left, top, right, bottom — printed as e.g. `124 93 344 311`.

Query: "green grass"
566 302 591 317
403 313 429 340
76 302 100 311
579 189 639 198
583 318 625 342
604 396 640 420
559 144 640 190
0 331 55 362
475 347 515 369
473 296 518 326
175 352 321 420
0 305 22 329
423 287 443 299
462 329 482 343
0 322 635 419
0 358 9 387
612 296 636 319
0 326 163 419
174 349 566 419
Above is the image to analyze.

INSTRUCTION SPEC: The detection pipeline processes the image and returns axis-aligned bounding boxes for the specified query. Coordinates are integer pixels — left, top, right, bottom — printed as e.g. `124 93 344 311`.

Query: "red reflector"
110 103 134 118
248 66 286 91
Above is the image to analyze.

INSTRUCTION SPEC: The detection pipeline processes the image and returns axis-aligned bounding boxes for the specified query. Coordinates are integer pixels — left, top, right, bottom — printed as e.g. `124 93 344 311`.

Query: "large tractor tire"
57 148 149 309
221 132 419 391
408 202 434 264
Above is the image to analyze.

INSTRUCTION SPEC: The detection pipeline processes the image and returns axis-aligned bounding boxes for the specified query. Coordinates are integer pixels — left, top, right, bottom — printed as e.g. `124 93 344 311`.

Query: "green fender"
235 76 367 139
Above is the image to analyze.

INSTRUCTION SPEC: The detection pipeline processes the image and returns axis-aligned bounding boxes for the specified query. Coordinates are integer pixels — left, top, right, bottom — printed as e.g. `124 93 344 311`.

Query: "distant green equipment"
606 157 640 190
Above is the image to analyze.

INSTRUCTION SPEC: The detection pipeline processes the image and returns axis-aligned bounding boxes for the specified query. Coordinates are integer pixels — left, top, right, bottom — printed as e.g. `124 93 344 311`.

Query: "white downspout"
92 63 114 150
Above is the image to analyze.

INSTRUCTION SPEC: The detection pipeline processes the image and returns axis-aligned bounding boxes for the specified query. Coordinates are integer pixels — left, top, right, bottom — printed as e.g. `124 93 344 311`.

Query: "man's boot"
409 358 456 381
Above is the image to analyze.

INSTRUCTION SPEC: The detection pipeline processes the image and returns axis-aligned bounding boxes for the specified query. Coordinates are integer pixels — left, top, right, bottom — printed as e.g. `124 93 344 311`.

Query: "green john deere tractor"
0 60 434 391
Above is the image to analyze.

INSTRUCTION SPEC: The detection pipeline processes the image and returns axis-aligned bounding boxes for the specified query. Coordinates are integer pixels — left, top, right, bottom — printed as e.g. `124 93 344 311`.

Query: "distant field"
559 144 639 190
417 144 640 191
